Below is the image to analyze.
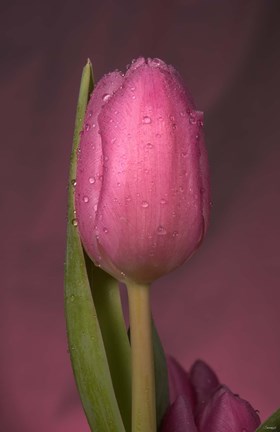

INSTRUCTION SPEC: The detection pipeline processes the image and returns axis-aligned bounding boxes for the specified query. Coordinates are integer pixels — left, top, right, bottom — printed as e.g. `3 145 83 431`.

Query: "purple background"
2 0 280 430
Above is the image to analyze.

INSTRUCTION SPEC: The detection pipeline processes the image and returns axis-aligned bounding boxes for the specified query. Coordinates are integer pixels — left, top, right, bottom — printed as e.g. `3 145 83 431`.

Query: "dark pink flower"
161 396 197 432
190 359 219 415
75 57 210 284
167 357 195 410
198 385 260 432
161 358 261 432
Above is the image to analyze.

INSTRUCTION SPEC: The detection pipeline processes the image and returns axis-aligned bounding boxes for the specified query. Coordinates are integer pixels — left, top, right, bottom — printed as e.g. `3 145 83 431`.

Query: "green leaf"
64 60 125 432
86 257 132 432
152 319 169 430
256 407 280 431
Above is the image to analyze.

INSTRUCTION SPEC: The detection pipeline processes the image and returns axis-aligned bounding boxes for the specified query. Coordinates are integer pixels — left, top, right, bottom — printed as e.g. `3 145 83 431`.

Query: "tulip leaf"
256 407 280 432
152 319 170 430
65 60 125 432
85 257 132 432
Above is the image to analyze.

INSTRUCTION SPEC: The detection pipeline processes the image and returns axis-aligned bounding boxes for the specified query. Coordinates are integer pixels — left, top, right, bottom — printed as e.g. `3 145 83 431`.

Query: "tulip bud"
167 356 195 408
161 360 261 432
161 396 198 432
198 386 260 432
190 359 219 408
75 57 210 283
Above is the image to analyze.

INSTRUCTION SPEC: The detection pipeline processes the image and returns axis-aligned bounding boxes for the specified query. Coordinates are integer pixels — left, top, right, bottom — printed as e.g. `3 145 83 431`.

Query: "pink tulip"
75 57 210 283
198 385 260 432
161 396 197 432
190 359 219 414
161 358 261 432
167 357 195 410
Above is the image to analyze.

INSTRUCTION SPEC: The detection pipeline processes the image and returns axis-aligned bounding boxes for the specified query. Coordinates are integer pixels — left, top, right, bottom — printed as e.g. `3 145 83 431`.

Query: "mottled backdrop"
2 0 280 431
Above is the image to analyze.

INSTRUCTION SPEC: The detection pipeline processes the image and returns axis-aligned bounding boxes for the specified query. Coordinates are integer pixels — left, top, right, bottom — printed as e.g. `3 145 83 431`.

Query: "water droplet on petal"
89 177 95 184
142 116 152 124
181 151 187 158
146 143 153 149
160 198 167 205
72 218 78 227
141 201 149 208
102 93 111 102
71 179 77 187
88 110 93 117
189 112 196 125
157 225 167 235
152 58 163 67
83 196 89 203
180 111 186 117
94 204 98 212
85 123 90 131
172 231 179 237
103 227 108 233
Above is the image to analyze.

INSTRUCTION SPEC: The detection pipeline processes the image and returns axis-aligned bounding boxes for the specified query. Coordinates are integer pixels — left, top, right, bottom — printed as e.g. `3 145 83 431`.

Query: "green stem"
127 281 156 432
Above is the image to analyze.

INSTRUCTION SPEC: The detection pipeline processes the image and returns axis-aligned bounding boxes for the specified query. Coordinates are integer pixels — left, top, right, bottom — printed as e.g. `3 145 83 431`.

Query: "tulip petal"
75 70 124 267
190 359 219 408
197 122 211 232
95 58 208 282
161 396 198 432
198 386 261 432
167 357 195 409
